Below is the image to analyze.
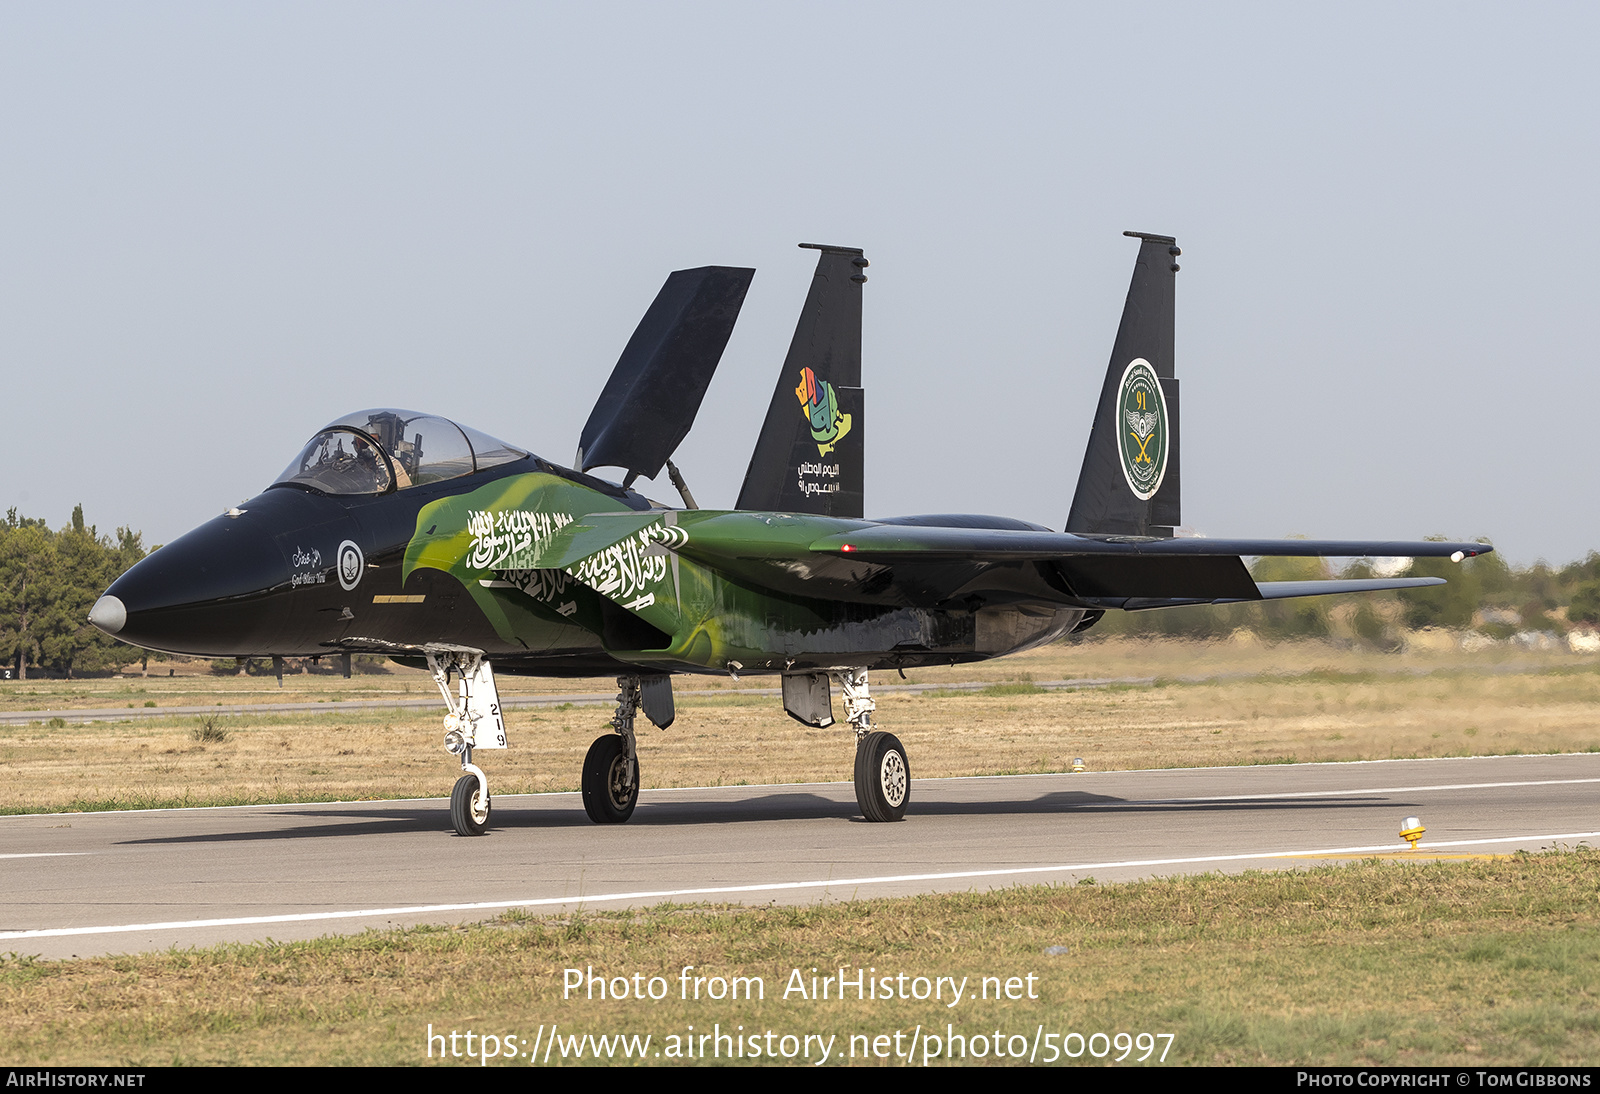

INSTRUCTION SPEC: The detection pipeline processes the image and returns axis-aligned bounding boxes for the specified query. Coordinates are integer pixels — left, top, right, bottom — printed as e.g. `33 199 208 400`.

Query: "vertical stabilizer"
736 244 867 517
1066 232 1182 537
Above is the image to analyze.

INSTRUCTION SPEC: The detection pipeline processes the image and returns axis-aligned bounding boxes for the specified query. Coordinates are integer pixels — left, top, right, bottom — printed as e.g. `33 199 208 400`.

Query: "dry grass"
2 638 1598 813
1 852 1595 1065
8 632 1591 709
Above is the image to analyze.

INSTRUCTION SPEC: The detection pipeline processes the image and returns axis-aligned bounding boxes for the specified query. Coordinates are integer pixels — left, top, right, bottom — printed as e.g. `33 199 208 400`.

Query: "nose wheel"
451 771 490 836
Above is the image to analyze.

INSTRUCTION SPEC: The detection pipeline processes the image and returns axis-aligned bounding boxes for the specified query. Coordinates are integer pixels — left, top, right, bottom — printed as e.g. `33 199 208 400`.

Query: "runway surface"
2 752 1597 959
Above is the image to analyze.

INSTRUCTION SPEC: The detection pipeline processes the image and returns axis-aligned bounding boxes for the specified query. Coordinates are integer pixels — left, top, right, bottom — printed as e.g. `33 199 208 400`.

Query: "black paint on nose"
105 509 292 657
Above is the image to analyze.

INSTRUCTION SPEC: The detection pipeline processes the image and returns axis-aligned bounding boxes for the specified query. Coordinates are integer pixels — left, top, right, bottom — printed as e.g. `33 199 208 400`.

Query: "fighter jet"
88 234 1489 835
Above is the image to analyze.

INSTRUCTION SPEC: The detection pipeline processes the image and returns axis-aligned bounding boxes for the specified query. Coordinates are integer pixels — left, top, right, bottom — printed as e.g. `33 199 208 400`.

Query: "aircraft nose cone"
88 595 127 635
102 506 297 656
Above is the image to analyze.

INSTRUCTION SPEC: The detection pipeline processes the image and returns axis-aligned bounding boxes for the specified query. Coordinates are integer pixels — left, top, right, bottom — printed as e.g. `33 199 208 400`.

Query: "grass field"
2 638 1597 814
1 853 1595 1066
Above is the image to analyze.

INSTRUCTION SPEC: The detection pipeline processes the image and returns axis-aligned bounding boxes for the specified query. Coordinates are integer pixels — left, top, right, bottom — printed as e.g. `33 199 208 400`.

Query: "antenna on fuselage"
665 458 699 509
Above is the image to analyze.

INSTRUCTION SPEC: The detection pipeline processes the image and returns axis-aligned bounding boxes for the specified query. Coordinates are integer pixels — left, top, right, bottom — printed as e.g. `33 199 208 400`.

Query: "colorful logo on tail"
794 367 853 457
1116 358 1168 501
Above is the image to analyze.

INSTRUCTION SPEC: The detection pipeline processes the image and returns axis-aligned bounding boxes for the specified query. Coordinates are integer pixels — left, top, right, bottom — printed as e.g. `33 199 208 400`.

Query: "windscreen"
274 429 393 494
271 409 529 495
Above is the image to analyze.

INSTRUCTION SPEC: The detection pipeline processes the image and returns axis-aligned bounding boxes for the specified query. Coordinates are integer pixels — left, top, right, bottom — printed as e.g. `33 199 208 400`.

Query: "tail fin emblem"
1117 359 1169 500
794 366 854 456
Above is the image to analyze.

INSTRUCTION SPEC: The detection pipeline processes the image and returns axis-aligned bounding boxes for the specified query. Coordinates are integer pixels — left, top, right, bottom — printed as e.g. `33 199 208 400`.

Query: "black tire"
854 731 910 822
450 772 489 836
582 734 639 823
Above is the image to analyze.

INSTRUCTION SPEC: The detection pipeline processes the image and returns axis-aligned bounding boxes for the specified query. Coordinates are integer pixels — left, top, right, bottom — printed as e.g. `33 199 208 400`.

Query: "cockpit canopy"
272 409 528 496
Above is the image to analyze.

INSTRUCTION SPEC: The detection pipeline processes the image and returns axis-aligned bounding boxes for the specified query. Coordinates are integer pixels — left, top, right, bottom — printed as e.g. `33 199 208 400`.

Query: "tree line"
0 506 147 679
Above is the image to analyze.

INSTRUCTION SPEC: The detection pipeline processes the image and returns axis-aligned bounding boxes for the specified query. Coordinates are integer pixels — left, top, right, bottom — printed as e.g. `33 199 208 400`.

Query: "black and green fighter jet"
88 234 1489 835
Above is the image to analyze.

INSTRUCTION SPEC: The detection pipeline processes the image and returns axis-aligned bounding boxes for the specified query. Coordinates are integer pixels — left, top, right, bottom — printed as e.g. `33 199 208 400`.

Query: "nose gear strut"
425 645 507 836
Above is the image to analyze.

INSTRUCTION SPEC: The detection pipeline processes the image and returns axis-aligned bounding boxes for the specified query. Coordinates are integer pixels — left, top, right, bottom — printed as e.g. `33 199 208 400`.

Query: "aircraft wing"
807 526 1491 562
800 526 1487 605
465 509 1479 623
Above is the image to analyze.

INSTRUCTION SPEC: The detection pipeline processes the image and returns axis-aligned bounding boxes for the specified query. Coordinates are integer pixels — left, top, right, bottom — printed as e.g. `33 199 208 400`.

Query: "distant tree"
0 519 59 680
1570 580 1600 627
1350 602 1394 649
1471 549 1513 601
1395 537 1488 629
41 511 130 677
0 506 149 678
1569 553 1600 584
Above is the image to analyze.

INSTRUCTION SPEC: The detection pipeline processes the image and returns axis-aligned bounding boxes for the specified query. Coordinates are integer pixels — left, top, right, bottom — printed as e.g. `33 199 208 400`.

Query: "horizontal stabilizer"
1251 577 1446 600
579 266 754 486
1103 577 1448 611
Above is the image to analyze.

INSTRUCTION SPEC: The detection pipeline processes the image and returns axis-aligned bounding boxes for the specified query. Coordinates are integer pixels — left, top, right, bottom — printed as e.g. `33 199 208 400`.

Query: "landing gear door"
782 672 834 728
463 660 508 749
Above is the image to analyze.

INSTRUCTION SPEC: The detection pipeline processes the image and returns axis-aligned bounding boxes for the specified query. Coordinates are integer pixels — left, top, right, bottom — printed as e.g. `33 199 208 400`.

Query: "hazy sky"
2 3 1595 566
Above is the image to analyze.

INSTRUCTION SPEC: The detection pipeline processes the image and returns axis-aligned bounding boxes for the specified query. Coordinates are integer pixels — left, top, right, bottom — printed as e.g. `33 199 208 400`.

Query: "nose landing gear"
426 646 507 836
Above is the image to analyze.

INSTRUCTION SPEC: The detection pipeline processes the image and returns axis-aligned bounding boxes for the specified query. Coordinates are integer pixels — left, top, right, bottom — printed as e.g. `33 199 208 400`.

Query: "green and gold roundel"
1116 358 1168 501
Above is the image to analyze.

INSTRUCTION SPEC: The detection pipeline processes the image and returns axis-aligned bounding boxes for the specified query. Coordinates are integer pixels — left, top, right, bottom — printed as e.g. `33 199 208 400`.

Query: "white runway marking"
0 853 88 860
1129 776 1600 804
4 829 1595 942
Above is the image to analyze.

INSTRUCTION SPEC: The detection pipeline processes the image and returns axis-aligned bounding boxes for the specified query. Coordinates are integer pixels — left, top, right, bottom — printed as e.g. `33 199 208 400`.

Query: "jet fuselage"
96 455 1084 678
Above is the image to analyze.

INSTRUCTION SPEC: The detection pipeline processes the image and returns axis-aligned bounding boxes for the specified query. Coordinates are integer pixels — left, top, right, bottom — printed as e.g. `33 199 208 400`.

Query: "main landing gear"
835 669 910 822
582 674 675 824
584 679 641 823
426 647 508 836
